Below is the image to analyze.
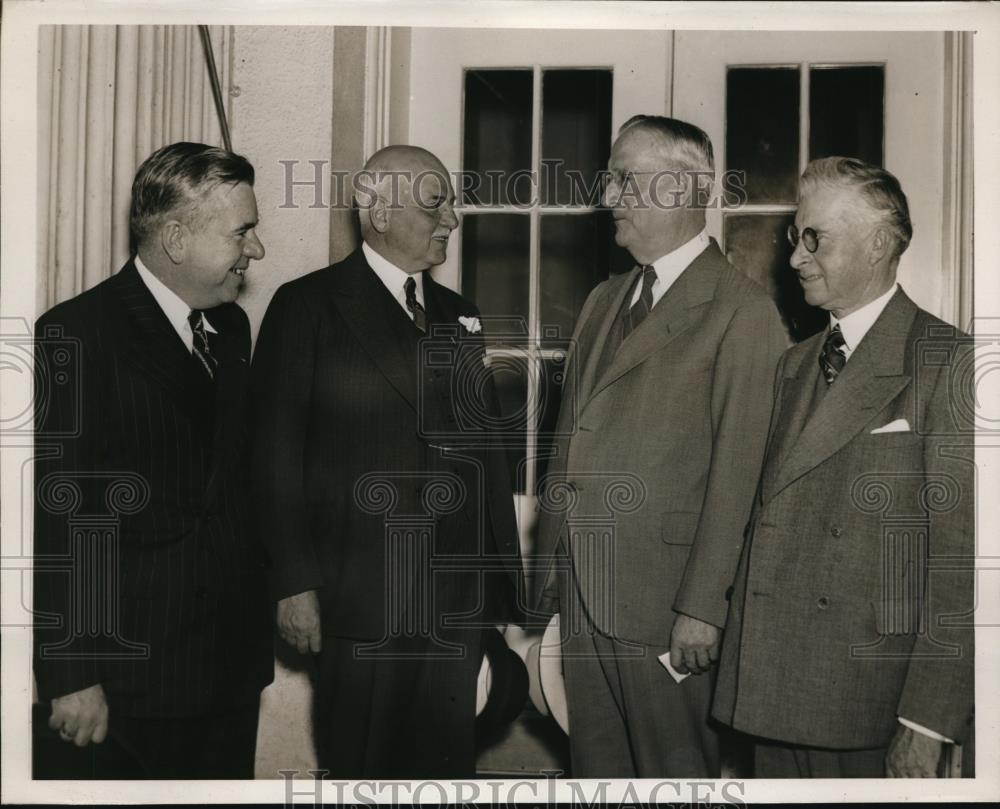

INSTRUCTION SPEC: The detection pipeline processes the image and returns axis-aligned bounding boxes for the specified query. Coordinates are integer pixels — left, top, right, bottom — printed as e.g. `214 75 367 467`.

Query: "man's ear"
160 220 187 265
369 197 391 234
870 227 891 266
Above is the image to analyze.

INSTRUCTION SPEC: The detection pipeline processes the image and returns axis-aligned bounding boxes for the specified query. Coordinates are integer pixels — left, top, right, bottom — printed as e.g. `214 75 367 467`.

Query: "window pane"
726 67 800 204
489 353 529 494
724 213 826 342
541 69 613 206
539 212 633 348
463 70 533 206
810 66 884 165
461 214 530 344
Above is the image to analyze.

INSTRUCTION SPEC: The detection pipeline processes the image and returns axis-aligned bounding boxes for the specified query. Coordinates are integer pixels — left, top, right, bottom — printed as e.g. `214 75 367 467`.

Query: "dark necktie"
188 309 217 379
819 324 847 385
621 265 657 341
404 276 426 332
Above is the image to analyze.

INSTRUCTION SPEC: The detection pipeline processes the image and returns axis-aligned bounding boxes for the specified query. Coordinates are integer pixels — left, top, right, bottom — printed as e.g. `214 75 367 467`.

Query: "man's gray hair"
801 156 912 258
618 114 715 175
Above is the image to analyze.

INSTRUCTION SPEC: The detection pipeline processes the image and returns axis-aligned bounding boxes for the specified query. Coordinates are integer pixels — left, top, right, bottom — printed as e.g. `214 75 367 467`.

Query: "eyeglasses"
787 225 819 253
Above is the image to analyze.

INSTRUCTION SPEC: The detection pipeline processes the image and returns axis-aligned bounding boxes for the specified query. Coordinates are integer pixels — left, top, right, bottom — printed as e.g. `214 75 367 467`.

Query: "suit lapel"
575 271 634 405
767 289 916 499
329 249 419 412
110 261 206 416
583 242 720 409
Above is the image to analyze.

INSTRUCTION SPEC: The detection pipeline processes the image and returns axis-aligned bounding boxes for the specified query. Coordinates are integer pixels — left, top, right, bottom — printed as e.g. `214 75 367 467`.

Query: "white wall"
231 26 336 344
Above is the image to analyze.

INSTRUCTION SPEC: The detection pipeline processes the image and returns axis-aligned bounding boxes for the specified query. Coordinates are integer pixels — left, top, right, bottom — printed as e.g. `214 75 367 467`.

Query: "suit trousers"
753 738 886 778
561 582 721 778
314 629 482 780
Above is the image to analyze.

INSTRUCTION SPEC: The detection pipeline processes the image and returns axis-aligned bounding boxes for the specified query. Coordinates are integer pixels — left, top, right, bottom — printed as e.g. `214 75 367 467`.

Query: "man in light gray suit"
532 115 787 777
713 157 975 778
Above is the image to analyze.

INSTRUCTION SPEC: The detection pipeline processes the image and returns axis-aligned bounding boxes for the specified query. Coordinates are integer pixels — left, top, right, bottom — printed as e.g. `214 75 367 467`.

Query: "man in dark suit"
33 142 273 779
531 116 787 777
713 157 975 777
250 145 523 779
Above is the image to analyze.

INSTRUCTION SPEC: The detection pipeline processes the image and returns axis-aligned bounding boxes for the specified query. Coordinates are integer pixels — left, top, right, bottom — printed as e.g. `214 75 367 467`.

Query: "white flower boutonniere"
458 315 482 335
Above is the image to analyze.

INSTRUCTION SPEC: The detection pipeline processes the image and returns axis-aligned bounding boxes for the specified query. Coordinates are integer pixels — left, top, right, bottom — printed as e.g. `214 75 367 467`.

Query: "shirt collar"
830 282 899 360
363 241 424 308
133 254 216 351
648 229 710 293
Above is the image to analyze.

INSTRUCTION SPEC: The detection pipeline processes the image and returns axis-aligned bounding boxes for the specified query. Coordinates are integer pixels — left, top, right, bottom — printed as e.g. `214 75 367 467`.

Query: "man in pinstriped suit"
33 143 273 778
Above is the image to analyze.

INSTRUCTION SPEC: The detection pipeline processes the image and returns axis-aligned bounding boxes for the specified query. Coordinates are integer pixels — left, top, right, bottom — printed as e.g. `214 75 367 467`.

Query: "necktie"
621 265 657 341
188 310 217 379
404 276 426 332
819 324 847 385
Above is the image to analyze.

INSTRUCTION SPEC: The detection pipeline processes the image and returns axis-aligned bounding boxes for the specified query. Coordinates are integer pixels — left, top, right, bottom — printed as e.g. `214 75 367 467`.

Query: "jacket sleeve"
673 293 789 628
33 310 104 700
895 335 975 743
249 282 326 601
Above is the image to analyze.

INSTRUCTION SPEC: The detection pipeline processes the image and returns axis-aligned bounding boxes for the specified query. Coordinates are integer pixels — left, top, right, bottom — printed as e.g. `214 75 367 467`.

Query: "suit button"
830 526 843 538
817 596 830 609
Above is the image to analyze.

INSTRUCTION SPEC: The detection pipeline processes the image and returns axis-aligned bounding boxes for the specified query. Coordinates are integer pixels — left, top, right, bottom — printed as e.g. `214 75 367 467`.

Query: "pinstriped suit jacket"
33 261 273 718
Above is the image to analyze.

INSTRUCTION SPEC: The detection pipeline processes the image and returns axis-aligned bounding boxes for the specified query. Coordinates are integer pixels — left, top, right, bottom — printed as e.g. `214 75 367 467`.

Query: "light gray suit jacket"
713 288 975 747
532 240 787 646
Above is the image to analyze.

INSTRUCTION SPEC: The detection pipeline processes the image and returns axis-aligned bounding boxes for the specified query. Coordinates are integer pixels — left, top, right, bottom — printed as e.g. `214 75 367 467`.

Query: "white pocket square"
871 418 910 434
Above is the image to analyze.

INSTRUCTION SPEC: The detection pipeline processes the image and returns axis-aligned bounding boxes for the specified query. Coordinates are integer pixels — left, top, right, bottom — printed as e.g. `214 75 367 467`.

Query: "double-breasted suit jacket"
533 240 787 644
713 288 975 748
33 261 273 718
250 247 524 645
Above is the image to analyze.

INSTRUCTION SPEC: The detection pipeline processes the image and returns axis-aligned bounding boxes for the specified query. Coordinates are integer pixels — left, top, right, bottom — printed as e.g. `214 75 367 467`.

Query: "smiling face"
790 184 895 319
382 158 459 273
180 181 265 308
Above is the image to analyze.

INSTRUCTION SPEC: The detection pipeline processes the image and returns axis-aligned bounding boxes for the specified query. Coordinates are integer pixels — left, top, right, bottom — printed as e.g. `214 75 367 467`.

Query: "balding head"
355 145 458 273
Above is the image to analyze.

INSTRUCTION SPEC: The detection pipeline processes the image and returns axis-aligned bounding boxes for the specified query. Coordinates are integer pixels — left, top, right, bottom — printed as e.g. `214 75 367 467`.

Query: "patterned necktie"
819 324 847 385
188 310 217 379
621 265 657 341
404 276 426 332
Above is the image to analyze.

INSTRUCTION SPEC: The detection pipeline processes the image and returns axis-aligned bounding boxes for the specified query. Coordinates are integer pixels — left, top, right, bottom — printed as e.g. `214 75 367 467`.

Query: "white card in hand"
657 651 691 683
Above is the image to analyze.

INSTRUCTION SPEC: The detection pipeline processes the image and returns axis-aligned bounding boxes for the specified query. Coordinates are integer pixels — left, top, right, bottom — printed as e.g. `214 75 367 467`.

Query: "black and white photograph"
1 0 998 804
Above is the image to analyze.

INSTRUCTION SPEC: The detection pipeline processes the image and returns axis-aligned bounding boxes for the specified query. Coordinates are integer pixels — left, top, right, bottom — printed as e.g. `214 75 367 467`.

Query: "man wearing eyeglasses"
531 115 787 777
712 157 974 778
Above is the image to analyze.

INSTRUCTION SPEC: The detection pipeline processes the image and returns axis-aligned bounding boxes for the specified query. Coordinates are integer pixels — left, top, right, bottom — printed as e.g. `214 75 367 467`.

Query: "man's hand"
49 684 108 747
886 725 943 777
669 614 721 675
277 589 322 654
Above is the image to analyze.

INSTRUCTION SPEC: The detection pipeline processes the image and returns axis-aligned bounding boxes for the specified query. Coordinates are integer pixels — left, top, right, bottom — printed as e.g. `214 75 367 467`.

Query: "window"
724 64 885 340
460 68 630 493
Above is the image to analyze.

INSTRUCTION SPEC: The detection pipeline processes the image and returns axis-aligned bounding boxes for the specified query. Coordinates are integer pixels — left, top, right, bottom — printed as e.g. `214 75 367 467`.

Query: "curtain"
37 25 231 312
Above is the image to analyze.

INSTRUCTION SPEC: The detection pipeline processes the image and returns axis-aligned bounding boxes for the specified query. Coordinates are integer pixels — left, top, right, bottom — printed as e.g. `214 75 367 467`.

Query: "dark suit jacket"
713 288 975 748
249 247 523 642
33 261 274 718
532 240 787 645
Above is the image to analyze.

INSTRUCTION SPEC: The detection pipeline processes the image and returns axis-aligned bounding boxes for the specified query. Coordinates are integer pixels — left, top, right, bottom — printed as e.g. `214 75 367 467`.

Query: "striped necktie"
188 310 218 379
819 324 847 385
404 276 426 332
621 265 657 341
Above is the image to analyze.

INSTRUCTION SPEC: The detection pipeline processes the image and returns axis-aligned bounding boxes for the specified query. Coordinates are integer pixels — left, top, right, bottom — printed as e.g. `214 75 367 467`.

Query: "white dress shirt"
363 241 424 322
829 281 952 745
829 282 899 362
134 254 216 352
629 229 711 308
